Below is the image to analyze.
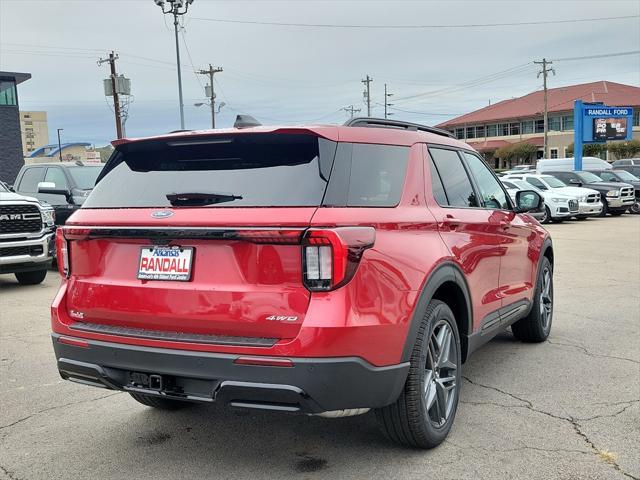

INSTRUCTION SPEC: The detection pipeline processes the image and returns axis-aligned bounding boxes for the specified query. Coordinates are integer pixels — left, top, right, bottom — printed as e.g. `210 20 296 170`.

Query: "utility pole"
197 64 223 128
56 128 63 162
97 51 123 139
384 83 394 119
534 58 555 159
362 75 373 117
342 105 361 118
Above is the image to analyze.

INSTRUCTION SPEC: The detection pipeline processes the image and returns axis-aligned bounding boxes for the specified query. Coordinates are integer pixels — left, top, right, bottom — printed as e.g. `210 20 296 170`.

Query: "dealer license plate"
137 246 193 281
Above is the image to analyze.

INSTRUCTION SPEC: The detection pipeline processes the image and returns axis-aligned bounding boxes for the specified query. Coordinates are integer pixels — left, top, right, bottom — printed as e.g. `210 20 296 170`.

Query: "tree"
608 139 640 160
565 143 607 158
495 142 538 163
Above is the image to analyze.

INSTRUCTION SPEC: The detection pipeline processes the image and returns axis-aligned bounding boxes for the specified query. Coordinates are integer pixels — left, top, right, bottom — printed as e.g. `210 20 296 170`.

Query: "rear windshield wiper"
166 192 243 206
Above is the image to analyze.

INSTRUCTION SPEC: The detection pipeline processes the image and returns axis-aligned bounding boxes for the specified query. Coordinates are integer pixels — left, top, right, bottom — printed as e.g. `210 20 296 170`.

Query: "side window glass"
599 172 614 181
44 168 69 189
429 148 478 208
427 155 449 205
462 152 509 210
17 168 44 193
527 177 547 190
347 144 409 207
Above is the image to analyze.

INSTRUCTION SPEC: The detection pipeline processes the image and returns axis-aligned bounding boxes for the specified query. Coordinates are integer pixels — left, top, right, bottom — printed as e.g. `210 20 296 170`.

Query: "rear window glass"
85 134 336 208
347 144 408 207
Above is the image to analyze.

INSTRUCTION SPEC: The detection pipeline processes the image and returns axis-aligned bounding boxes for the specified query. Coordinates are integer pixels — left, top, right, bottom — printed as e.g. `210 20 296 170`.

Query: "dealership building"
436 81 640 169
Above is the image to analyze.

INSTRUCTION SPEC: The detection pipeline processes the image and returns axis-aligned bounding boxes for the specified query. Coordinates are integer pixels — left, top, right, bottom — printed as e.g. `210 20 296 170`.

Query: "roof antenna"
234 114 261 128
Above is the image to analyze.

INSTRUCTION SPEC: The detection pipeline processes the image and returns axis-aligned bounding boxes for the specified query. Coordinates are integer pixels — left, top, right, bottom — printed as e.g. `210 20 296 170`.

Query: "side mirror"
37 181 71 199
569 178 583 187
515 190 543 213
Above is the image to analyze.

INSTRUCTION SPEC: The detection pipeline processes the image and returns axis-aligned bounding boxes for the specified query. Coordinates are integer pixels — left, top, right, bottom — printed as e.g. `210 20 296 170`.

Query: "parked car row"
498 157 640 223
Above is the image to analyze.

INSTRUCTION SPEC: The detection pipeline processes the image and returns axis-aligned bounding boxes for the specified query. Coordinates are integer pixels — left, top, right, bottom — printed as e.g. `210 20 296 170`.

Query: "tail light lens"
302 227 375 291
56 228 70 278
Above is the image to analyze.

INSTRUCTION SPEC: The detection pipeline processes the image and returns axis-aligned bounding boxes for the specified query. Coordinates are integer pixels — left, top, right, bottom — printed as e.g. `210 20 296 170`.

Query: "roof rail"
344 117 455 139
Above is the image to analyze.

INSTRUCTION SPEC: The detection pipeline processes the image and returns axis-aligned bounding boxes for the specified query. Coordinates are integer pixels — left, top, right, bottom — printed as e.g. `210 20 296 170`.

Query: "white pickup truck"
0 181 55 284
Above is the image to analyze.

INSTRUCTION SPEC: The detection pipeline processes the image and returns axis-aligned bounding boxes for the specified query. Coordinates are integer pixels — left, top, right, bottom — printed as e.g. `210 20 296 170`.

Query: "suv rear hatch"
62 132 337 343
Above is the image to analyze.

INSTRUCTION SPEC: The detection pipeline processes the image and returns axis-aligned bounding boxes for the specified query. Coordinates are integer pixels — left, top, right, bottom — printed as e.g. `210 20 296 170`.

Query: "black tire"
129 392 192 410
376 300 461 449
599 201 609 217
630 202 640 214
512 257 553 343
14 269 47 285
610 211 623 216
541 206 551 224
575 216 587 221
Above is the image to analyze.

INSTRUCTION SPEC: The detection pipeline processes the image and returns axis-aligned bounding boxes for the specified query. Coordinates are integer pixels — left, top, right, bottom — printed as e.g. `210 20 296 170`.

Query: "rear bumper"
52 333 409 413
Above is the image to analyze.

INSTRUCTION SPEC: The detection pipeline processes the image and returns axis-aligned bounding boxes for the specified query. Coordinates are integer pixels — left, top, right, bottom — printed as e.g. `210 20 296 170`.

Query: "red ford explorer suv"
51 117 553 448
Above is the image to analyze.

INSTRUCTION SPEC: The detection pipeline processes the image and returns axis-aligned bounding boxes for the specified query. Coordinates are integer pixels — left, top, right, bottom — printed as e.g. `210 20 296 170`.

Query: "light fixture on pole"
153 0 194 130
56 128 64 162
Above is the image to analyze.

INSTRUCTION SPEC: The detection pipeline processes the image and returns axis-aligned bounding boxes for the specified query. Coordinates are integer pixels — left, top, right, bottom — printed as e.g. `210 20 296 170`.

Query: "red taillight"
232 229 303 244
302 227 375 291
56 229 70 278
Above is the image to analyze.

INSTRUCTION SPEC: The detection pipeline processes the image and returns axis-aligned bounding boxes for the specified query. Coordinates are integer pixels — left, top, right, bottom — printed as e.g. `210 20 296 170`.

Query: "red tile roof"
468 137 543 152
437 81 640 129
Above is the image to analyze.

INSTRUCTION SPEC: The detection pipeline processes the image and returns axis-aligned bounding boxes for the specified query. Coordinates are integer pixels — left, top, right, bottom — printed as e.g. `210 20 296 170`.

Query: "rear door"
461 151 535 318
63 133 337 342
426 147 502 332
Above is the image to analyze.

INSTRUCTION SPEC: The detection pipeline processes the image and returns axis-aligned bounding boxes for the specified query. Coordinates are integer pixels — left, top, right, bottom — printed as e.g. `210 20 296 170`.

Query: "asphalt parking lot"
1 216 638 480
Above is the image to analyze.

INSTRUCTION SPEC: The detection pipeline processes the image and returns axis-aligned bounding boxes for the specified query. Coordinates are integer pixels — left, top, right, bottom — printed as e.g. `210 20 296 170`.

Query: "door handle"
443 214 462 231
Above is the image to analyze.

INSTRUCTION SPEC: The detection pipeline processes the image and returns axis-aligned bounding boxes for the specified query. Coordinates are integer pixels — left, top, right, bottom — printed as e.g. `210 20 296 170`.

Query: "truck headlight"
606 190 620 197
551 198 563 203
42 208 55 227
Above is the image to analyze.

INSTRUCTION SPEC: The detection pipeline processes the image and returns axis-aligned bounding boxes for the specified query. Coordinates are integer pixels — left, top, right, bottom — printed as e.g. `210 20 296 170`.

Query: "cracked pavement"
1 215 638 479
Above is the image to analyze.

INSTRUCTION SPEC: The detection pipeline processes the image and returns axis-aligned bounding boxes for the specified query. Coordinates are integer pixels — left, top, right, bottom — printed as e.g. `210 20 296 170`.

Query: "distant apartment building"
20 111 49 155
437 81 640 169
0 71 31 183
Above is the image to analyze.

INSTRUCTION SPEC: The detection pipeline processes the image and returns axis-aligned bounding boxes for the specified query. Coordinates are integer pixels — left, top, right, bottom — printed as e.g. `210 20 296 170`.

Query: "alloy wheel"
539 267 553 331
423 320 458 428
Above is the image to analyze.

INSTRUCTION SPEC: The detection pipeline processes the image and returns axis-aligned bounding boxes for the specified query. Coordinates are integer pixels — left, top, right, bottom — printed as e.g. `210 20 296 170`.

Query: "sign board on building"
573 100 634 170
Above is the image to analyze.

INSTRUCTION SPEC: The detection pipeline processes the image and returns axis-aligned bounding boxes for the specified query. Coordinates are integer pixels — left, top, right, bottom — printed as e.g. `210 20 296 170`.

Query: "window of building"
429 148 478 208
455 128 464 139
499 123 509 136
562 115 574 131
633 111 640 127
24 121 33 126
522 120 534 134
487 124 498 137
0 80 17 106
550 148 558 159
462 152 509 210
466 126 475 139
476 125 485 138
535 120 545 133
510 122 520 135
548 117 561 131
23 113 31 118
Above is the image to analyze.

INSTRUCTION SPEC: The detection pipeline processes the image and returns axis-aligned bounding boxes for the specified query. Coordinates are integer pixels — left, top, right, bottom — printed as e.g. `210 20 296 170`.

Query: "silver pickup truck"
0 181 55 284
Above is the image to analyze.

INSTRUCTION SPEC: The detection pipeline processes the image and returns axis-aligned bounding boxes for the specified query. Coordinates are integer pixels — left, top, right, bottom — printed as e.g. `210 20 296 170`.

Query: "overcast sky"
1 0 639 146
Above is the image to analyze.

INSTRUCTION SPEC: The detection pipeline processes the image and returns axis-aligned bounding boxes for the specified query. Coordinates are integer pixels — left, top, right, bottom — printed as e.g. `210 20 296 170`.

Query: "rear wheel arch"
402 263 473 364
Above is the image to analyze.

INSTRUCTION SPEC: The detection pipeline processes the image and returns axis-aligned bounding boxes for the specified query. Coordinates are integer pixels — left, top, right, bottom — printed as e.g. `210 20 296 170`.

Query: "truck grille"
586 194 599 204
568 200 579 212
0 245 44 258
0 205 42 234
621 187 634 200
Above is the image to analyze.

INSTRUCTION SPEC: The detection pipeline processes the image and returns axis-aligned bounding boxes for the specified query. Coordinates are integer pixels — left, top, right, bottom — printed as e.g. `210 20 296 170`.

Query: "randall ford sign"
584 107 633 117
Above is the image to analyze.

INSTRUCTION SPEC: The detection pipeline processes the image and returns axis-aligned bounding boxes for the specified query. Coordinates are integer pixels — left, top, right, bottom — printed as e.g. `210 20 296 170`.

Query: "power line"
189 14 639 29
551 50 640 62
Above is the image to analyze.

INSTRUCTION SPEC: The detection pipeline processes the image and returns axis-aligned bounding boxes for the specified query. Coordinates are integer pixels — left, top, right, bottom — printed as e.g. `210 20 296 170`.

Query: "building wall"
25 145 97 164
0 105 25 183
20 111 49 155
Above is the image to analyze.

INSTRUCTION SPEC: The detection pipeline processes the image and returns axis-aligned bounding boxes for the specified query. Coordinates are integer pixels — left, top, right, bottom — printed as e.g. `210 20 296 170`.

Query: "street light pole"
155 0 194 130
56 128 63 162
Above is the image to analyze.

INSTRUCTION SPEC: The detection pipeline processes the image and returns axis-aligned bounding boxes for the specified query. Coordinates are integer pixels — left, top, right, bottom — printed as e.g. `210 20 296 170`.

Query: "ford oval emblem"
151 210 174 219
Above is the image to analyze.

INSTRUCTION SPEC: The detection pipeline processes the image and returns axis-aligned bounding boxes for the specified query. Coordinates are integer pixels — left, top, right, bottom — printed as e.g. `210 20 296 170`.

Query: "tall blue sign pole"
574 100 584 171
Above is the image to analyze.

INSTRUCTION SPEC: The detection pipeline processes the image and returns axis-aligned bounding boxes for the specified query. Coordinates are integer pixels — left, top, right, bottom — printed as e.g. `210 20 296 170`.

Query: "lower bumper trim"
52 333 409 413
